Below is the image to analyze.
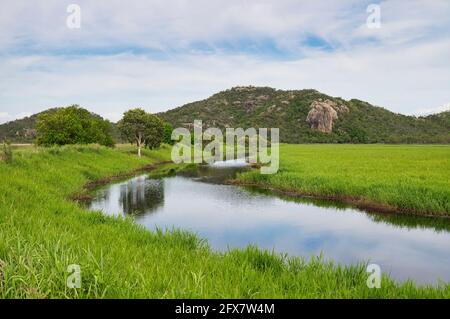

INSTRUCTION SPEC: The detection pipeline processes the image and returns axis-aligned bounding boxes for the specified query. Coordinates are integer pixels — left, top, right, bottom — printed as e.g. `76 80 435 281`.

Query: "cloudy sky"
1 0 449 124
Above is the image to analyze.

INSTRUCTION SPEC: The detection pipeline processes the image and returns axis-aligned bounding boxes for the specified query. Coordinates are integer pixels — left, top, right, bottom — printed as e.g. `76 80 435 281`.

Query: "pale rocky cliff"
306 99 348 133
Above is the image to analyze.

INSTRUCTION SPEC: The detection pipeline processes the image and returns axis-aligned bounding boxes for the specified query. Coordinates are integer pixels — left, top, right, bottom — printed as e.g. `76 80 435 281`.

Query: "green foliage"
35 105 114 147
163 122 174 145
1 139 13 163
118 108 164 150
158 86 450 144
0 109 58 143
2 87 449 144
0 145 448 298
346 127 369 143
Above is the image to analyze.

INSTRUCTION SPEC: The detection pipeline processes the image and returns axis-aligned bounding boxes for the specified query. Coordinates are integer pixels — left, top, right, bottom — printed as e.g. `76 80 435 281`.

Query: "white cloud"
0 1 449 122
1 0 447 52
1 36 449 121
0 112 33 124
0 0 365 52
415 103 450 116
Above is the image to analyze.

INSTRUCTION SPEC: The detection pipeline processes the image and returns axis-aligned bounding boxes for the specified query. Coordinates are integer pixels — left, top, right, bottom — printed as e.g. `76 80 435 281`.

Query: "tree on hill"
118 108 164 156
36 105 114 147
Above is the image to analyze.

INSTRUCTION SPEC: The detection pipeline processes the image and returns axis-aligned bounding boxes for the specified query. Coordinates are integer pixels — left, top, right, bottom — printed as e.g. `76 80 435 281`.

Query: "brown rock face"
306 99 348 133
244 100 256 113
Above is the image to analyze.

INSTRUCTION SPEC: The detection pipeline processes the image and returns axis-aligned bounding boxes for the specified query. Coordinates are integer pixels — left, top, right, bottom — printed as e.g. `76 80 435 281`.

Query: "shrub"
36 105 115 147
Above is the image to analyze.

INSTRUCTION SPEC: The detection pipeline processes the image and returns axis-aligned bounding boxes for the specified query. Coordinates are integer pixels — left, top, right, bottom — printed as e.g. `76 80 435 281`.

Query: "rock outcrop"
306 99 348 133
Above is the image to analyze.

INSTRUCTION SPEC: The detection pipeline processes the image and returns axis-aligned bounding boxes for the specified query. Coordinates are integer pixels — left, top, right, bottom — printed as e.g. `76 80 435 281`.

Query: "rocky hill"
159 86 450 143
0 108 121 143
0 109 55 143
1 87 449 144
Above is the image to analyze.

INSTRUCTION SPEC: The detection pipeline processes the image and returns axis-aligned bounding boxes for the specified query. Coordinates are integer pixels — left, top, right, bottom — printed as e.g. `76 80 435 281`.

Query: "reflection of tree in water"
178 165 247 184
119 177 164 216
246 186 450 233
369 213 450 233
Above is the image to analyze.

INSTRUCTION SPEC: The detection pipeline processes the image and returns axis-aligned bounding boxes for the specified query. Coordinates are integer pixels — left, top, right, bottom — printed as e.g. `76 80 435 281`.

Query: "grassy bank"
0 145 449 298
237 144 450 216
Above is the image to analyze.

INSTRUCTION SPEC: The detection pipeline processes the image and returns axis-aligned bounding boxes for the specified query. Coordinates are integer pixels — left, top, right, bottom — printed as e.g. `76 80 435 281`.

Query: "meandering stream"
86 160 450 285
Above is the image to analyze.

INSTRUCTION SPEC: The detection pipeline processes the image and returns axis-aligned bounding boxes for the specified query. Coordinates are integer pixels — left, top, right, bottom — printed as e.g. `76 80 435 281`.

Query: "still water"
86 161 450 285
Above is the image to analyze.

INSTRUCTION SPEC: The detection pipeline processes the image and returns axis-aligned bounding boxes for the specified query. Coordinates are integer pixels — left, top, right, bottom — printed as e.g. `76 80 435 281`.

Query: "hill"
1 87 449 144
0 109 56 143
159 86 450 144
0 108 121 143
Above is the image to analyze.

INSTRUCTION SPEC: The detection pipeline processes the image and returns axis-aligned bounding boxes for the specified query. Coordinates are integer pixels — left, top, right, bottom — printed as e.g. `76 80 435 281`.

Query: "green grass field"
0 144 449 298
237 144 450 216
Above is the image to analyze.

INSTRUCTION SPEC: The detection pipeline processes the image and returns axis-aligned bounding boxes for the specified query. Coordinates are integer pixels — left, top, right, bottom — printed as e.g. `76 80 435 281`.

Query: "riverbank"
236 144 450 217
1 144 449 298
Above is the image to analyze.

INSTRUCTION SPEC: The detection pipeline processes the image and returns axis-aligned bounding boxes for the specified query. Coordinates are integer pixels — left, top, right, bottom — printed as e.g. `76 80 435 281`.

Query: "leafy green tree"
36 105 114 147
118 108 164 156
163 122 174 145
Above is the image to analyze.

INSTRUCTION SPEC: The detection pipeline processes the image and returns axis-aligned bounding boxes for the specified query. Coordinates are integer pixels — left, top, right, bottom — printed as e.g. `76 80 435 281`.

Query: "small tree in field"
118 108 164 157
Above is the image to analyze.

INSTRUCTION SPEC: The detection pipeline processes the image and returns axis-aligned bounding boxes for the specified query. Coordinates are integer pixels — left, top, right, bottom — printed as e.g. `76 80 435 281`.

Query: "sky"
0 0 449 124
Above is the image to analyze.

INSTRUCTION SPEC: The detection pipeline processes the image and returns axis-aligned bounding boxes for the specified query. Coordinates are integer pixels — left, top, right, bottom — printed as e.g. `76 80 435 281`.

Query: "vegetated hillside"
2 87 449 144
0 109 56 143
159 86 450 144
0 108 122 143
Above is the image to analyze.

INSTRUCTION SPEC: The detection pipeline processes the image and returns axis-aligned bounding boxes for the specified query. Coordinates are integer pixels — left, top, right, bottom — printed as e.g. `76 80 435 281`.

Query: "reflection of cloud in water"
87 168 450 285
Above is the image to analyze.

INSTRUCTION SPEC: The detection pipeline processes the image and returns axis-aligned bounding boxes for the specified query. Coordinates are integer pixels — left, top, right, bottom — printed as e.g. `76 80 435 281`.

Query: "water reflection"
86 162 450 285
178 164 248 185
90 176 164 217
245 186 450 233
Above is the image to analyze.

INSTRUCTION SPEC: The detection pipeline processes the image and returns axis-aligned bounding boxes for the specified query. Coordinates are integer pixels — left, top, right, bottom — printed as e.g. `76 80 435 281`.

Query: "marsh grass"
0 144 449 298
237 144 450 216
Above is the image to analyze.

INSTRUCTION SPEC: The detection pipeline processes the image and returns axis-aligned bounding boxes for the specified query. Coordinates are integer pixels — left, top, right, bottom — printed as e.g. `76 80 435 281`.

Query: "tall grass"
238 144 450 216
0 144 449 298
